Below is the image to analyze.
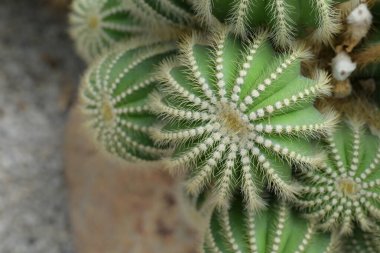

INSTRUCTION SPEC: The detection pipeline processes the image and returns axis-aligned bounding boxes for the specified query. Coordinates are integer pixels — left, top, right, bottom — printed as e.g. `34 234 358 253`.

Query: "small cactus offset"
152 29 337 210
69 0 144 62
69 0 200 62
192 0 347 47
297 119 380 234
203 194 338 253
81 37 176 161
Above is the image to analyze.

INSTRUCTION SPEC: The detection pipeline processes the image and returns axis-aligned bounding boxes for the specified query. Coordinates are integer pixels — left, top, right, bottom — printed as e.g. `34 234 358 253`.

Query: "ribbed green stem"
297 119 380 234
152 29 338 210
192 0 347 47
202 194 338 253
80 37 177 161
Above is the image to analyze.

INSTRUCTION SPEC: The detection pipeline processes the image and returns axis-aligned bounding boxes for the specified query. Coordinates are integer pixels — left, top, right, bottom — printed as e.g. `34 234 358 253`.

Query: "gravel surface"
0 1 83 252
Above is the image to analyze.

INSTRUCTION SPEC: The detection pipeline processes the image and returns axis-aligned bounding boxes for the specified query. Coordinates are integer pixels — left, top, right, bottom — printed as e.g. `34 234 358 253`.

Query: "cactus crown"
69 0 200 62
152 29 338 210
81 37 176 161
69 0 143 62
297 119 380 234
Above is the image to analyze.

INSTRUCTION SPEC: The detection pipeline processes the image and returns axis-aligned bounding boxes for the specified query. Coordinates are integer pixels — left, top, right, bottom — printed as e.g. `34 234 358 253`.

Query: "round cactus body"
192 0 347 47
297 119 380 234
341 228 380 253
69 0 145 62
81 37 177 162
152 30 338 210
126 0 199 31
69 0 199 62
203 195 338 253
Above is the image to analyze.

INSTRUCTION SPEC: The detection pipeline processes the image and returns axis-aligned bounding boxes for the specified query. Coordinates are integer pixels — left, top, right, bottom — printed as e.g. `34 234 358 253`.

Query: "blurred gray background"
0 1 199 252
0 0 82 252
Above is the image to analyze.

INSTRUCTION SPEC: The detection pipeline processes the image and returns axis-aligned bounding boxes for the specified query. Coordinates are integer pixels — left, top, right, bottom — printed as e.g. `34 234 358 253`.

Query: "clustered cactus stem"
297 118 380 234
193 0 343 47
202 194 339 253
152 29 338 210
69 0 144 61
70 0 200 62
81 37 177 161
70 0 380 252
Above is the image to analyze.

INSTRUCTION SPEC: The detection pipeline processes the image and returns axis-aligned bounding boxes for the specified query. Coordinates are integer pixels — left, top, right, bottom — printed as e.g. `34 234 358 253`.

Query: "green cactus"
341 227 380 253
297 119 380 234
202 194 339 253
69 0 199 62
69 0 144 62
80 37 177 161
192 0 348 47
70 0 380 252
126 0 198 30
151 29 338 210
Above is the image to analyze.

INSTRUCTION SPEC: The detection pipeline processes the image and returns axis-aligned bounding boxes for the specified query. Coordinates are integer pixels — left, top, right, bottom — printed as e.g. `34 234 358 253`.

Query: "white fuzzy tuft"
331 52 357 81
347 3 373 26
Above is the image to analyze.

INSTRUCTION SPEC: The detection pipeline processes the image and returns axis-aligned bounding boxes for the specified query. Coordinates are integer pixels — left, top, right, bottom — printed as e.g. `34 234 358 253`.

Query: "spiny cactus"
126 0 199 30
341 228 380 253
192 0 347 47
202 194 338 253
151 29 338 210
69 0 144 62
69 0 199 62
81 37 177 161
297 119 380 234
70 0 380 251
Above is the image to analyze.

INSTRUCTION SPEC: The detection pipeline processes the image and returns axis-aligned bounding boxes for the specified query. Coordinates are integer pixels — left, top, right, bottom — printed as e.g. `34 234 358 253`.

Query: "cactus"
352 0 380 79
80 37 177 161
341 227 380 253
151 29 338 210
126 0 199 30
192 0 348 47
202 194 339 253
297 119 380 234
69 0 144 62
69 0 199 62
69 0 380 251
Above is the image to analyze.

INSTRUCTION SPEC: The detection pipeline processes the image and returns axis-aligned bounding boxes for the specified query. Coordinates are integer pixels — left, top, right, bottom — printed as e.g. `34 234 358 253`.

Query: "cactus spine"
192 0 346 47
126 0 198 30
